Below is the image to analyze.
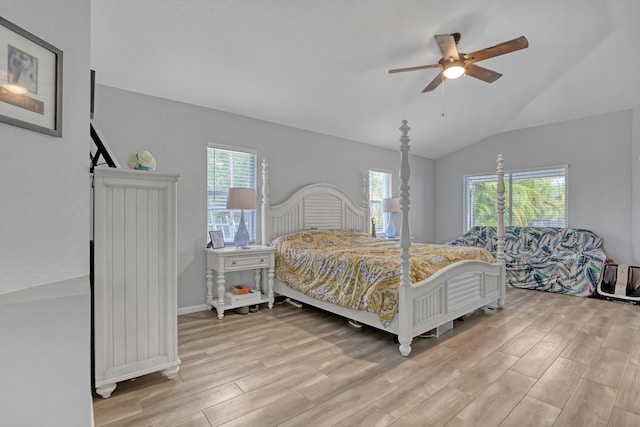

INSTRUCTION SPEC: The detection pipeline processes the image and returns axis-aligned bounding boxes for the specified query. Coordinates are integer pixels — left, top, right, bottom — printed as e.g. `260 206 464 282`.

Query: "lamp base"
234 210 250 248
385 219 396 238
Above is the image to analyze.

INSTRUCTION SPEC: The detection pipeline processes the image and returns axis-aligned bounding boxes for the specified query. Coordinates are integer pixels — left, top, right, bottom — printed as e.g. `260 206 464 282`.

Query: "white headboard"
261 161 368 244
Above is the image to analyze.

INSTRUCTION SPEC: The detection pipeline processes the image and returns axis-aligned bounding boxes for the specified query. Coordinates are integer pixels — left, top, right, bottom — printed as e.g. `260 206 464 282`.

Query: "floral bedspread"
270 230 495 325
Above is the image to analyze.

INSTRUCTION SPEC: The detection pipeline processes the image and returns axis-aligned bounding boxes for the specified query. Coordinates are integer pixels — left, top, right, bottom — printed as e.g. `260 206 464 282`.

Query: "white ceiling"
90 0 640 159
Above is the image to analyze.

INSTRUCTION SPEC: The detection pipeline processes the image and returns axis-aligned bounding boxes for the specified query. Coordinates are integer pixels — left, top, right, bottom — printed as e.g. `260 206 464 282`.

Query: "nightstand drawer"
225 255 270 270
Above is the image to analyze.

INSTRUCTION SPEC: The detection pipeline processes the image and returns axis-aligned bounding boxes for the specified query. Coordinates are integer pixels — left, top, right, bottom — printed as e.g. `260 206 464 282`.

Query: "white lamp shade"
226 187 256 210
381 197 400 213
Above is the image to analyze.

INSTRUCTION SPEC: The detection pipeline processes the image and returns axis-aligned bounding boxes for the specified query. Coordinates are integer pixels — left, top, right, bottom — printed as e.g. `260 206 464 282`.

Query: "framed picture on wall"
0 16 63 137
209 230 224 249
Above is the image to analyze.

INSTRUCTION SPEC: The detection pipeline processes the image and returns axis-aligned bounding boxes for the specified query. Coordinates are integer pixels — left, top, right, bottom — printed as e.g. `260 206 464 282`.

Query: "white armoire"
92 168 181 398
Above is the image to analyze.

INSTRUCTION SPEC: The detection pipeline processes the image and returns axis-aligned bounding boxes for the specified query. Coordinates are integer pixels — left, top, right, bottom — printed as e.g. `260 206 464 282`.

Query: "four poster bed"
261 120 506 356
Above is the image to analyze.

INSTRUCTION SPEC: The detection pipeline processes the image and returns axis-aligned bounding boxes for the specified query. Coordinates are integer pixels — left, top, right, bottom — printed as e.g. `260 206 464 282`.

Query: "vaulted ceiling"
90 0 640 159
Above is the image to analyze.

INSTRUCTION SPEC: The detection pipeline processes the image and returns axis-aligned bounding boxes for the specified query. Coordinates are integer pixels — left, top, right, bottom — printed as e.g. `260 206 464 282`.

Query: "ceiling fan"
389 33 528 93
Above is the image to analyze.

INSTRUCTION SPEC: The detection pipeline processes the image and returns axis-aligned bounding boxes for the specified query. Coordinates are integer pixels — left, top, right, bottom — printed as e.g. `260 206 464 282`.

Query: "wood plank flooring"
93 288 640 426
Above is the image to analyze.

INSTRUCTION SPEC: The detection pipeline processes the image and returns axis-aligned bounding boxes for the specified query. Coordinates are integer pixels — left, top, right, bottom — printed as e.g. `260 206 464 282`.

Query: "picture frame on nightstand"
209 230 224 249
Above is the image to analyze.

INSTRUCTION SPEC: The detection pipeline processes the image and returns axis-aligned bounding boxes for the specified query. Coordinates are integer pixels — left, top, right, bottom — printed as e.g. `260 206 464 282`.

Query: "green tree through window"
465 167 566 231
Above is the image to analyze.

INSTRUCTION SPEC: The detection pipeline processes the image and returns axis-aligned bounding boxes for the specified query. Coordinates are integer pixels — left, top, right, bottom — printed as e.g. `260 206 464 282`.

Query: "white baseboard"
177 304 209 315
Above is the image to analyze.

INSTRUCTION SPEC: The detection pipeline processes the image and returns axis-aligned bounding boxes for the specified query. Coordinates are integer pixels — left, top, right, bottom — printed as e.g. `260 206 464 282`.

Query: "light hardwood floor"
93 287 640 426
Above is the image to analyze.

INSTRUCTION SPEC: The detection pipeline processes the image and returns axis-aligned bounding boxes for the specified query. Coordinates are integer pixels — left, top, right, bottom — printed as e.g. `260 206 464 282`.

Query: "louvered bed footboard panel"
411 285 447 330
448 272 483 313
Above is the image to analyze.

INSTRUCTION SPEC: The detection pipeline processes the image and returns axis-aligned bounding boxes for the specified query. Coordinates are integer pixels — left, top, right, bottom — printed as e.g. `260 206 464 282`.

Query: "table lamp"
381 197 400 237
226 187 256 248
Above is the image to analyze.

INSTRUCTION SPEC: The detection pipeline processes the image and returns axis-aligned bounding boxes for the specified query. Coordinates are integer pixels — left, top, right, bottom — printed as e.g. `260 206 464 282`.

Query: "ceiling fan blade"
388 63 440 74
465 63 502 83
464 36 528 63
422 71 444 92
435 34 459 60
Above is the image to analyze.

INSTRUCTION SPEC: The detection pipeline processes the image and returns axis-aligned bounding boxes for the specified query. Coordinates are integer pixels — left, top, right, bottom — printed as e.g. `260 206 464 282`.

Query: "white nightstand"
205 245 275 319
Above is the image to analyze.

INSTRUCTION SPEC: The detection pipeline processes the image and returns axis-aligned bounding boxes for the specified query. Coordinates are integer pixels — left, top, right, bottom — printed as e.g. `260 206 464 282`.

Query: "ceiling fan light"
443 63 465 79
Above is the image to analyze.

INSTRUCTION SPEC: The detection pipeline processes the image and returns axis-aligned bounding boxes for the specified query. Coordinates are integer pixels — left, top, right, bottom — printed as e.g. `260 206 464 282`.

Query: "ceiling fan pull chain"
441 76 446 117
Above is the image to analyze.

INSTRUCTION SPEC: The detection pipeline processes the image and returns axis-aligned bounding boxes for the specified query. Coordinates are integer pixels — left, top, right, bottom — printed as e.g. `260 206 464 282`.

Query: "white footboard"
406 260 504 337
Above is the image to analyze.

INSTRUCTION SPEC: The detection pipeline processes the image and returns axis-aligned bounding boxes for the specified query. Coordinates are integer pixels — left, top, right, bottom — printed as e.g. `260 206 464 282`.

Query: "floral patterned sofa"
447 226 607 297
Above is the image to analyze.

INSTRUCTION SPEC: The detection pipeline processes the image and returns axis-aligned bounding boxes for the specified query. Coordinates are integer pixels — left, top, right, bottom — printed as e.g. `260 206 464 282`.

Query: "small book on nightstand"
232 285 250 295
224 289 261 305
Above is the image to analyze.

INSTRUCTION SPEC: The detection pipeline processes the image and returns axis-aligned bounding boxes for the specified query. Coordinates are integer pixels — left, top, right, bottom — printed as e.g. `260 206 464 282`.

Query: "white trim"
368 166 393 175
564 165 570 227
177 304 209 315
463 163 570 178
206 142 258 156
463 164 568 232
369 168 393 235
206 145 258 244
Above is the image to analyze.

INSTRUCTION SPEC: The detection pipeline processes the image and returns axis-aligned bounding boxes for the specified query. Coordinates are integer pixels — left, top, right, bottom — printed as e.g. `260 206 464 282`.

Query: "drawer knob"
260 259 264 263
231 261 236 265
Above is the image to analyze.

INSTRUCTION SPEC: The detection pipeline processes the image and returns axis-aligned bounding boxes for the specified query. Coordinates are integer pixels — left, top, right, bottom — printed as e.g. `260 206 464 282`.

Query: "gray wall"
633 108 640 265
435 110 634 264
93 85 435 309
1 282 90 425
0 1 92 425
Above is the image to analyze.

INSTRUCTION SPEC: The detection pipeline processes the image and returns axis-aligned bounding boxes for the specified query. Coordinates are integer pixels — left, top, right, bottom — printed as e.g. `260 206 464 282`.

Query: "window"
207 146 257 244
369 169 392 235
464 166 567 232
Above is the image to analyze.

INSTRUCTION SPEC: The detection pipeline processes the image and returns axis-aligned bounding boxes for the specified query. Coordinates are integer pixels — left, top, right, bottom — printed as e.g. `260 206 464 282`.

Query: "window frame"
207 144 258 245
463 164 569 232
369 168 393 236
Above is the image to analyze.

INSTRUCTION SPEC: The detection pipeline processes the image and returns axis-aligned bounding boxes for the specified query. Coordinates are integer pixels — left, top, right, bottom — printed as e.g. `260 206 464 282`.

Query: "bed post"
398 120 413 357
496 154 506 307
363 172 370 233
261 159 270 245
